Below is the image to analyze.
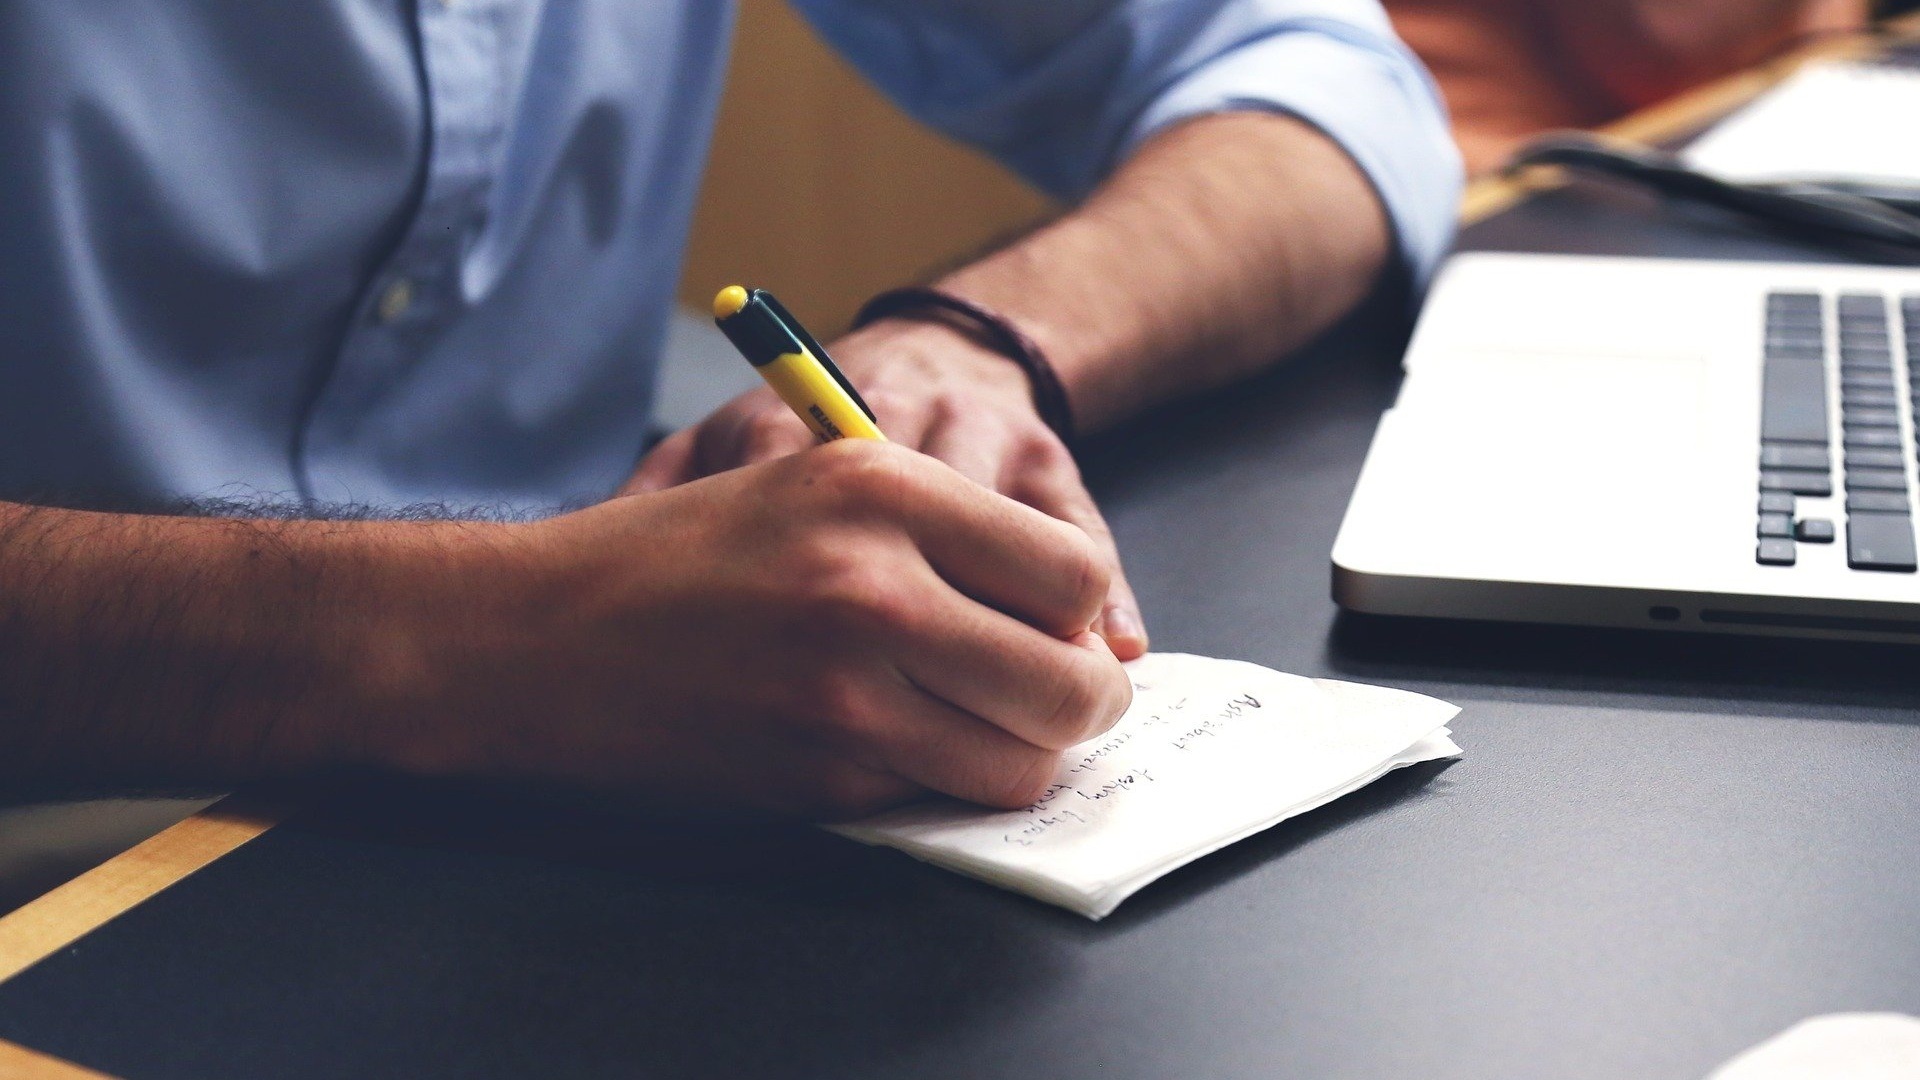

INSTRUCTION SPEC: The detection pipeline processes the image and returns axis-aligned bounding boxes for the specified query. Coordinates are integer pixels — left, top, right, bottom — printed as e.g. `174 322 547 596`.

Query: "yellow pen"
712 286 887 443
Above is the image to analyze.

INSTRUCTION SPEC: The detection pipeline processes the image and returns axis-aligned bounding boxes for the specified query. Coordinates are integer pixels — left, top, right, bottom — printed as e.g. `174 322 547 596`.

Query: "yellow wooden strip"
1459 18 1919 227
0 797 282 985
1459 165 1564 228
0 1038 115 1080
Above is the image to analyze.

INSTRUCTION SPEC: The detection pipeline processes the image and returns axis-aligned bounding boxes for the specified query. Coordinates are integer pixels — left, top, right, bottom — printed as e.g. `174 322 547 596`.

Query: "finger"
894 589 1133 752
694 404 817 477
737 409 819 466
918 406 1015 490
852 452 1108 638
623 429 700 495
859 389 935 454
1010 454 1149 660
798 757 923 822
850 666 1072 810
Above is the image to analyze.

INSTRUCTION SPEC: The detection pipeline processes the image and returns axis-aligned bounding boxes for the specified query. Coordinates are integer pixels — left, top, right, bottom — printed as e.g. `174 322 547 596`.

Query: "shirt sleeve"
790 0 1463 288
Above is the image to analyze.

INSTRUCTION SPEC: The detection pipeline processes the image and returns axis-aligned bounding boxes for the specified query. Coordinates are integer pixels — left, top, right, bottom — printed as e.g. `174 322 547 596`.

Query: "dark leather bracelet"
852 286 1076 445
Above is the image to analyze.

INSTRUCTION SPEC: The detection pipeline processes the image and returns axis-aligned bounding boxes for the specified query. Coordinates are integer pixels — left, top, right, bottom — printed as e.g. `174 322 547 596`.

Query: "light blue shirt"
0 0 1460 512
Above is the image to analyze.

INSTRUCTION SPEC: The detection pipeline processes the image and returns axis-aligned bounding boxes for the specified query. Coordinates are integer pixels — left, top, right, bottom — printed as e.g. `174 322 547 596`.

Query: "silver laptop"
1332 252 1920 642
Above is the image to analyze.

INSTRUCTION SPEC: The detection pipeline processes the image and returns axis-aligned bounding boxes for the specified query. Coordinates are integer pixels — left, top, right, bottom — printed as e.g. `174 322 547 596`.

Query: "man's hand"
0 443 1129 816
415 440 1133 819
624 112 1397 667
626 317 1149 660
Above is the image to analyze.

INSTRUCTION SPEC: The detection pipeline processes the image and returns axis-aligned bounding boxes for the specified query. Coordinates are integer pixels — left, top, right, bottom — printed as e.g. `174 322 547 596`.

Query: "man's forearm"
934 112 1393 432
0 503 480 791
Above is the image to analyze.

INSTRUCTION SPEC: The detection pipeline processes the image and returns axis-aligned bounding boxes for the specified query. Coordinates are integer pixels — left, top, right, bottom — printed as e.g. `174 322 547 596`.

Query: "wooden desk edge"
0 796 282 986
0 1038 116 1080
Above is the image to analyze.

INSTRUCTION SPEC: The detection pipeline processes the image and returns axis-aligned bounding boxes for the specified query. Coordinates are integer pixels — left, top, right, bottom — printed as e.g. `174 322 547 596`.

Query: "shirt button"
376 278 414 324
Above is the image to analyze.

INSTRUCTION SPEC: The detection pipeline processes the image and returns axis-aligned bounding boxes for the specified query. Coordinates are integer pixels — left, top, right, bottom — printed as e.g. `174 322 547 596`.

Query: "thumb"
621 429 698 496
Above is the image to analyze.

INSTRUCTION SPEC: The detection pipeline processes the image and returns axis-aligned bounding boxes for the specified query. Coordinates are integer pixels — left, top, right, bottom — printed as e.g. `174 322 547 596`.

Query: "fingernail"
1103 605 1144 648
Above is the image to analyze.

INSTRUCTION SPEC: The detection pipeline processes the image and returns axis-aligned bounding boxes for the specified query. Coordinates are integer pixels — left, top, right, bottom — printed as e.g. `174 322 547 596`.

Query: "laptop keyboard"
1757 291 1920 571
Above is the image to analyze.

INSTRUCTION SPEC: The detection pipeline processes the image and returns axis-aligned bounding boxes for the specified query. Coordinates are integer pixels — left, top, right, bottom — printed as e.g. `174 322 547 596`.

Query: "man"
0 2 1459 817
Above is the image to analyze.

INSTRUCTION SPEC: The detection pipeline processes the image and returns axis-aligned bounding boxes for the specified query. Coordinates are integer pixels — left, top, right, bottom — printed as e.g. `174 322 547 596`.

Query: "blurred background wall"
678 0 1057 335
1388 0 1875 172
681 0 1908 321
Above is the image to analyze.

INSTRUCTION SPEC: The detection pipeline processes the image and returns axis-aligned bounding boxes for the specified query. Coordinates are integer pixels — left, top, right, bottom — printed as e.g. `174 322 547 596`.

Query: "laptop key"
1848 491 1912 513
1796 517 1836 543
1845 371 1895 390
1845 468 1909 491
1768 342 1825 361
1760 469 1833 496
1761 359 1829 443
1838 294 1887 317
1846 448 1905 470
1842 389 1899 409
1767 320 1824 337
1845 428 1901 449
1758 513 1794 538
1843 408 1900 428
1759 491 1795 515
1848 512 1918 572
1757 538 1798 567
1760 444 1830 470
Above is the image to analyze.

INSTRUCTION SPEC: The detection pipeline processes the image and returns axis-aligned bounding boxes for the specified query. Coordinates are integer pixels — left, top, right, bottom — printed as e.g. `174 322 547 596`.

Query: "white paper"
828 652 1461 919
1684 62 1920 189
1707 1014 1920 1080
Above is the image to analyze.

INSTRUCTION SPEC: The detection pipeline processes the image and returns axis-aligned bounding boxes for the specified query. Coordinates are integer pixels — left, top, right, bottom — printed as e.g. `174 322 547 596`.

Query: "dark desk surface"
9 148 1920 1080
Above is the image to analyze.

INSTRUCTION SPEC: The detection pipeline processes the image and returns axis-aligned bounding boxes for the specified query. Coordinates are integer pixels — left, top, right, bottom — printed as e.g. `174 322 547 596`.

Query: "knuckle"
1024 431 1076 472
741 410 806 457
811 439 927 512
1091 666 1134 739
808 764 898 821
1040 669 1104 749
1060 529 1111 615
801 556 916 639
859 388 918 426
1044 660 1131 747
987 748 1059 809
807 669 870 733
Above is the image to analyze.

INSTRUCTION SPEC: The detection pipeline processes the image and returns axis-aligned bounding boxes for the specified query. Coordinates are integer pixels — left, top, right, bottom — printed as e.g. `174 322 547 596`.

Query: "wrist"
838 317 1042 412
315 518 542 779
852 286 1075 443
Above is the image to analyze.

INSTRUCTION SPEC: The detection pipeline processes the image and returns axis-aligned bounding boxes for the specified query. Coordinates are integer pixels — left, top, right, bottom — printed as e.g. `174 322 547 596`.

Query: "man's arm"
635 0 1462 657
0 444 1131 814
634 114 1404 653
920 111 1390 433
0 504 456 790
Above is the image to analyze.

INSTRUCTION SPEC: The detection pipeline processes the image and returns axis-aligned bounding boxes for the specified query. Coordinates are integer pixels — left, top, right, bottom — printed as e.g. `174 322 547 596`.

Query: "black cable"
1504 133 1920 254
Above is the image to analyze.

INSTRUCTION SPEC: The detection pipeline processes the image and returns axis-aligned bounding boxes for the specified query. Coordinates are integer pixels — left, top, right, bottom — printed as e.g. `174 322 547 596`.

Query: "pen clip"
757 291 880 425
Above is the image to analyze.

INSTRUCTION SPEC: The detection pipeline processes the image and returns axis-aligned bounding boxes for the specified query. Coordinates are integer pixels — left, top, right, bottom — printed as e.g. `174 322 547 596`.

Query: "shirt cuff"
1123 24 1464 290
